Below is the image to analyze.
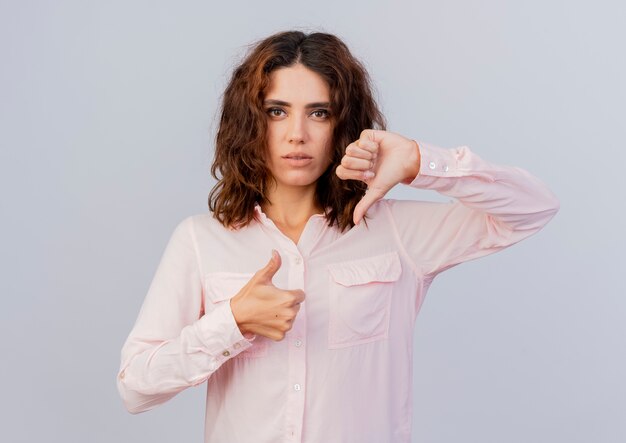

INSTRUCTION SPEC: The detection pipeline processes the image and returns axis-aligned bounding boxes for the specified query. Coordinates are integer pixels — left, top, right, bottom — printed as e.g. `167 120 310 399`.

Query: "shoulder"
180 212 224 233
182 211 256 238
161 213 222 243
184 212 214 227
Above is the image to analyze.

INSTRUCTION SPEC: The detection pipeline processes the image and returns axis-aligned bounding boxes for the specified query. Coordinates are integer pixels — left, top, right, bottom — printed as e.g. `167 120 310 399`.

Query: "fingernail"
363 170 375 179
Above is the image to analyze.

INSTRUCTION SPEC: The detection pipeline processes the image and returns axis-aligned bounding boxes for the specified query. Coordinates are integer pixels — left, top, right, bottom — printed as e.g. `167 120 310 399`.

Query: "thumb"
353 187 386 225
256 249 282 284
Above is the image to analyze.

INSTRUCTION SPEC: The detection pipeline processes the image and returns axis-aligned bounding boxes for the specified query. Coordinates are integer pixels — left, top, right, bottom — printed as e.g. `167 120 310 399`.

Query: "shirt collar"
253 202 328 226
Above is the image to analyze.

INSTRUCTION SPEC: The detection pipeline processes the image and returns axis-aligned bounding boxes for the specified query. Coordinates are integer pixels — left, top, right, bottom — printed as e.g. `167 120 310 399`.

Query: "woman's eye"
267 108 285 117
312 109 329 119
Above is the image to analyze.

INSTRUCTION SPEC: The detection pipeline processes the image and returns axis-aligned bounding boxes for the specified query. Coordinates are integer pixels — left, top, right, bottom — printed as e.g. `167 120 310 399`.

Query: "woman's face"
263 63 334 191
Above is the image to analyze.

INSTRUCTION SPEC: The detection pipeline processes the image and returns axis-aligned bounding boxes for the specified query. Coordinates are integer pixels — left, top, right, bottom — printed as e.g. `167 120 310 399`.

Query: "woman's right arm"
116 216 256 414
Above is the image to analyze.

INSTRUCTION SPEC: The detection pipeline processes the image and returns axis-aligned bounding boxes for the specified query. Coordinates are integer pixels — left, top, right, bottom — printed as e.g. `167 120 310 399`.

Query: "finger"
357 139 379 155
289 289 306 304
359 128 381 144
341 155 375 171
256 249 281 283
353 187 386 225
346 145 376 160
336 164 375 181
292 303 301 316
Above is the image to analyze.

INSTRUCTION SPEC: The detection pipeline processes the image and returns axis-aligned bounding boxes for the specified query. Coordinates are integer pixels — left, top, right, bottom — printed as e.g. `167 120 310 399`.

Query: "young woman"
117 30 559 442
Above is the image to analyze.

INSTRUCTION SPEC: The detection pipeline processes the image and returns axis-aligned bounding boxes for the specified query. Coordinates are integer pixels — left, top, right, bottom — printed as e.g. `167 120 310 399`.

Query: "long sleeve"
385 140 560 277
116 216 256 414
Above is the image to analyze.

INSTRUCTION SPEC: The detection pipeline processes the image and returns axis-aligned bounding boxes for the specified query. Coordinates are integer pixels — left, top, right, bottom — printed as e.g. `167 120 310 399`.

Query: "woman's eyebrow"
263 99 330 108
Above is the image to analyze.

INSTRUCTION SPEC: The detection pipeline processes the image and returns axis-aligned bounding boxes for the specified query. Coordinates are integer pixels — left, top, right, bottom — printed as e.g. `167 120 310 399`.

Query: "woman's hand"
230 250 305 342
336 129 421 225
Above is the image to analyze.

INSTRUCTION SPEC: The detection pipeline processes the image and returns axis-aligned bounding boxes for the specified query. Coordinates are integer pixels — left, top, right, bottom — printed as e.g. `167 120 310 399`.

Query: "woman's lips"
282 153 313 167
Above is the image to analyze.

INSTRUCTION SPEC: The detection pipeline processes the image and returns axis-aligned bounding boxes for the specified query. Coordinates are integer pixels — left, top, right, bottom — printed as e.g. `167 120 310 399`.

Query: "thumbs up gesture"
335 129 421 225
230 250 305 341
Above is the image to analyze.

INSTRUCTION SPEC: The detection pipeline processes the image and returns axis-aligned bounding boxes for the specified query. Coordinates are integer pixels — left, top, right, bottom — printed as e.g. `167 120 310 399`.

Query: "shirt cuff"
194 301 257 365
406 140 460 186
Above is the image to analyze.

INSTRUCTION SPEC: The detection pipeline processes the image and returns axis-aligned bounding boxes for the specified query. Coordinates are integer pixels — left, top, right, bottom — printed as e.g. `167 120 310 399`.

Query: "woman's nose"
288 115 306 144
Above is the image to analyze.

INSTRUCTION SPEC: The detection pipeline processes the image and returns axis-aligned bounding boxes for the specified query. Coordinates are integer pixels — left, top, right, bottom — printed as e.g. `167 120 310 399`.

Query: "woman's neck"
261 183 323 230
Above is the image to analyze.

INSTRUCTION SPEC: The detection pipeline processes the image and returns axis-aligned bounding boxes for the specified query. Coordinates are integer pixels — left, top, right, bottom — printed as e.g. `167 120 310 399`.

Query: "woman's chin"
274 173 322 188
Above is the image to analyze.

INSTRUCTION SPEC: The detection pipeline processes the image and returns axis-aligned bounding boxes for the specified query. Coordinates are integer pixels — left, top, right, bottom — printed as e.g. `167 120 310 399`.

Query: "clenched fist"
336 129 421 225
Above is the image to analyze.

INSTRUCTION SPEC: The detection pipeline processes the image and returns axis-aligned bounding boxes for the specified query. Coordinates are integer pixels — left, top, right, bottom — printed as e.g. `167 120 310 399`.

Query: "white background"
1 1 624 442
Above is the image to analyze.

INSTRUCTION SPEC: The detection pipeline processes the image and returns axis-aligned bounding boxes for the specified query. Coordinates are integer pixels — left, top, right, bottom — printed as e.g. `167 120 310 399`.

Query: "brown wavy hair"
208 30 387 232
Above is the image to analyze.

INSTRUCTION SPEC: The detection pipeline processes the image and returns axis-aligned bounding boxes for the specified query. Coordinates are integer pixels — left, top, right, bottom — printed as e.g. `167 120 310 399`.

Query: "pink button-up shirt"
117 141 559 443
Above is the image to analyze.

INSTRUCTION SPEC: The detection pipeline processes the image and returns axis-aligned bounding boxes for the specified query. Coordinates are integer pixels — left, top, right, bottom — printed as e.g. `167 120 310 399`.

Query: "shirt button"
222 350 230 357
294 256 302 265
294 339 302 347
443 164 449 172
428 161 436 170
294 383 301 391
233 342 241 349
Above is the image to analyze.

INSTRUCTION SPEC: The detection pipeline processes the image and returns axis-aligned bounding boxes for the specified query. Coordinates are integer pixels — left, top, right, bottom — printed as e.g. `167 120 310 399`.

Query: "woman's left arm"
336 129 560 276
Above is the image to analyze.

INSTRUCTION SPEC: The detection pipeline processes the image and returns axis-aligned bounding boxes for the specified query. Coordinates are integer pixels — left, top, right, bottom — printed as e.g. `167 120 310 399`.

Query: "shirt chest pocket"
205 271 268 359
326 251 402 349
